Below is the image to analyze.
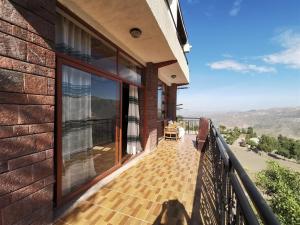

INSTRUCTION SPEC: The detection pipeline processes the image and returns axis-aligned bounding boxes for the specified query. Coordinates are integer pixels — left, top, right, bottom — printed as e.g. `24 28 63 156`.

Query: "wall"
167 84 177 121
0 0 56 224
143 63 158 152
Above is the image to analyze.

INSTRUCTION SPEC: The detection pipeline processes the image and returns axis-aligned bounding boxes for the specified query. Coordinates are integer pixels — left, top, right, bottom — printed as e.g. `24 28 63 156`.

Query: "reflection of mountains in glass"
91 96 117 119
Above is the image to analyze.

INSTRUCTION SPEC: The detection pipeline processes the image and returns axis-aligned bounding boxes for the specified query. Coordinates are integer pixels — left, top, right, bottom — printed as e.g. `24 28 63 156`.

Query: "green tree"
248 140 258 150
256 161 300 225
247 127 254 135
258 135 279 152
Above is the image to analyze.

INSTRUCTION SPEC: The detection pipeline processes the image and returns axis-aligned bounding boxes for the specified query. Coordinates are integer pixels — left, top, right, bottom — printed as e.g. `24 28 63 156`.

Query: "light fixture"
171 74 176 79
130 28 142 38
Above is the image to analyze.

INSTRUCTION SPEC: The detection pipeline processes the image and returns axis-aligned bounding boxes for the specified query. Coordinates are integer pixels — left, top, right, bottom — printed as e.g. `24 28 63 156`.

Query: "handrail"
210 121 280 225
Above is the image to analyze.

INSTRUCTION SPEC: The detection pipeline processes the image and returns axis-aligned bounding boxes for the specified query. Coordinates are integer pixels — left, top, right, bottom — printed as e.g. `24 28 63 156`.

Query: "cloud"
208 59 276 73
263 30 300 69
229 0 243 16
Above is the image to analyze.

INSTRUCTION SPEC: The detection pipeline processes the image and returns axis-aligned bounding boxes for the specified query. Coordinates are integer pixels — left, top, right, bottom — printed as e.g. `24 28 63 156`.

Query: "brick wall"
167 84 177 121
143 63 158 152
0 0 56 224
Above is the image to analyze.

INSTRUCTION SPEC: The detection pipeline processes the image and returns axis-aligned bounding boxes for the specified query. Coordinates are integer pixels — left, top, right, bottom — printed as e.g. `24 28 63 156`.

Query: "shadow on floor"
152 139 219 225
152 199 191 225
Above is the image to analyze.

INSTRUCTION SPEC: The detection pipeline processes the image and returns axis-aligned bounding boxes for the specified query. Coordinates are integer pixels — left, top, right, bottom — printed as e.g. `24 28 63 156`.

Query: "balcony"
54 119 280 225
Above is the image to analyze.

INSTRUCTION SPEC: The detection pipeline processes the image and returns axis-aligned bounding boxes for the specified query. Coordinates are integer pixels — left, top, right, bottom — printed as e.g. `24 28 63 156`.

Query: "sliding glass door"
61 64 120 197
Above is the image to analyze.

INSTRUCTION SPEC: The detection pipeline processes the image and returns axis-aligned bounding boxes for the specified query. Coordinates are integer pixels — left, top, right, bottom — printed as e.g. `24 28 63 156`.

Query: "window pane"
61 65 119 196
56 13 117 74
118 53 142 85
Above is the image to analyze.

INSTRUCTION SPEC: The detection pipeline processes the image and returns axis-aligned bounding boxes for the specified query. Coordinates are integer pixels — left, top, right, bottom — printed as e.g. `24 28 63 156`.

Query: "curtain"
127 85 142 155
56 13 91 61
58 14 94 195
62 65 97 195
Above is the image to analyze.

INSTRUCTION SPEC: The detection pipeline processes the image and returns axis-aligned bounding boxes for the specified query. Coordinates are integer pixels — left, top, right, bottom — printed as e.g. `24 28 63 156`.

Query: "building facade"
0 0 190 224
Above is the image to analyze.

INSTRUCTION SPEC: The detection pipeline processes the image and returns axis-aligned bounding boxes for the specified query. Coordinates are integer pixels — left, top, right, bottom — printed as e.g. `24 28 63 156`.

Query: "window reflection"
61 65 119 196
119 53 142 85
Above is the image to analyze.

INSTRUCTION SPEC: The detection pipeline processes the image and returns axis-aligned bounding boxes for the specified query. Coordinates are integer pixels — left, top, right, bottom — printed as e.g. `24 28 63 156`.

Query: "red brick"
0 105 19 125
12 25 28 41
8 151 46 170
0 161 8 174
32 158 53 181
1 191 34 225
0 32 27 60
29 123 53 134
0 194 11 209
45 50 55 68
0 19 13 35
0 126 13 138
27 94 54 105
29 32 53 50
0 135 35 160
24 74 47 94
27 43 46 66
0 1 28 29
0 92 27 104
35 132 53 151
18 105 54 124
10 179 44 203
47 78 54 95
44 175 54 186
0 56 55 78
0 69 24 93
26 9 55 41
45 149 53 159
0 165 33 196
13 125 29 136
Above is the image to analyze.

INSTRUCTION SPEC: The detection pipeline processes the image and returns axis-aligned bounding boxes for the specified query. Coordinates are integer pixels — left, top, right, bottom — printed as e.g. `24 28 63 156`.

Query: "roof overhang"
57 0 190 85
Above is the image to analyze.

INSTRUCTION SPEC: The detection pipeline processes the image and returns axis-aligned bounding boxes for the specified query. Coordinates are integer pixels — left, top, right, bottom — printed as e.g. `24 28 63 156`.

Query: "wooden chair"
164 124 178 140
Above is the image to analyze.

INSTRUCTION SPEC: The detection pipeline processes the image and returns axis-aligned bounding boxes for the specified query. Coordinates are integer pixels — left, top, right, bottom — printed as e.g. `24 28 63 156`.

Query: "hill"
205 107 300 139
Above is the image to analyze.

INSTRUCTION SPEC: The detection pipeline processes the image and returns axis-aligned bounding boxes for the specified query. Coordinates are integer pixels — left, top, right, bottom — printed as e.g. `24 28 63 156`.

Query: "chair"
164 124 178 140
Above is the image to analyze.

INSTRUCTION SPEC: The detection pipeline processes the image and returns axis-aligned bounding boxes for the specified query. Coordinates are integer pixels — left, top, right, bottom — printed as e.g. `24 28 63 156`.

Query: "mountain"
205 107 300 139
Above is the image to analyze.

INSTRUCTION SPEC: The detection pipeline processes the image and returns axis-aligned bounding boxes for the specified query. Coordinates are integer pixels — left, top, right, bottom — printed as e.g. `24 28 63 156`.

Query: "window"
55 13 144 85
61 64 120 196
56 13 117 74
118 52 143 85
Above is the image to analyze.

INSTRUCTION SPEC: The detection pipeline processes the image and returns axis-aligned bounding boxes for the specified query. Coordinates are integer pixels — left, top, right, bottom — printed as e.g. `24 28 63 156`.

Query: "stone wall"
0 0 56 224
167 84 177 121
143 63 158 152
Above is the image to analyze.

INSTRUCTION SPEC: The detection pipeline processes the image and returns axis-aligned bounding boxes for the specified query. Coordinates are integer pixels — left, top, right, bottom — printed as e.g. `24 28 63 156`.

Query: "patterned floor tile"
55 135 200 225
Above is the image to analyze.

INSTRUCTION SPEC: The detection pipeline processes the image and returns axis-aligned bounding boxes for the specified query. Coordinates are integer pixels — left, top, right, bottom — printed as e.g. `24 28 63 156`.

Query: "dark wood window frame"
55 4 146 206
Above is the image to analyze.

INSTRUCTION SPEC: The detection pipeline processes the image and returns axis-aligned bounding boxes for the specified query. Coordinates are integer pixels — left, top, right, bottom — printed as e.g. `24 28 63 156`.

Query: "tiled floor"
55 135 202 225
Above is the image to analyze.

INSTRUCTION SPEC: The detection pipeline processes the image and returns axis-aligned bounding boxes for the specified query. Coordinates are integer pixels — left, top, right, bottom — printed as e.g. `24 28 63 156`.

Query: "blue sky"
178 0 300 115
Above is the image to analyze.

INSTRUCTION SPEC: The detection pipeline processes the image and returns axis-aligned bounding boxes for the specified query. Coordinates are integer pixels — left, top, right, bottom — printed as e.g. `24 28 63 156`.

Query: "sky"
178 0 300 116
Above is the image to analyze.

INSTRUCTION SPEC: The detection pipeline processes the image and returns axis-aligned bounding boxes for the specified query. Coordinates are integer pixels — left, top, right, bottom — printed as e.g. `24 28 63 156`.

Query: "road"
230 135 300 180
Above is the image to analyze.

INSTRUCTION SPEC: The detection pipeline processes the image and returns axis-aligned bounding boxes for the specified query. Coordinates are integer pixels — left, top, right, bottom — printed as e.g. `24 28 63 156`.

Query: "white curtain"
62 66 93 157
127 85 142 155
56 13 91 60
57 14 96 195
62 66 97 195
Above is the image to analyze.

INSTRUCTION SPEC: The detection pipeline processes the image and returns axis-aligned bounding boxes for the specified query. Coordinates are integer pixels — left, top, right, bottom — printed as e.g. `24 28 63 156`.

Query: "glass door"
60 64 120 197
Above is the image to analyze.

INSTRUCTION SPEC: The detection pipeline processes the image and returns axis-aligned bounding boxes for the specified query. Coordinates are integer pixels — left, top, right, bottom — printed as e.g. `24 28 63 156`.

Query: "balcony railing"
178 117 280 225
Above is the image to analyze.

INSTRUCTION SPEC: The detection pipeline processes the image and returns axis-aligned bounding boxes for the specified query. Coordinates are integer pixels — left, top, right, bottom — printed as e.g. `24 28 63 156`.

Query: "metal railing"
203 120 280 225
177 117 200 134
177 117 280 224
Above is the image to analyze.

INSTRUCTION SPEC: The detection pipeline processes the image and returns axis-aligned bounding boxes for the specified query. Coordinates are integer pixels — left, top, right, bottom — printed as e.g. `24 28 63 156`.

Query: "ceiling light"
171 74 176 79
130 28 142 38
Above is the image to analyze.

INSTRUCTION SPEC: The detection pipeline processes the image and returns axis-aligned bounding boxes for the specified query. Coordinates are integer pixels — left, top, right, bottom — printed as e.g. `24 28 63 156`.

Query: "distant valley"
202 107 300 139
